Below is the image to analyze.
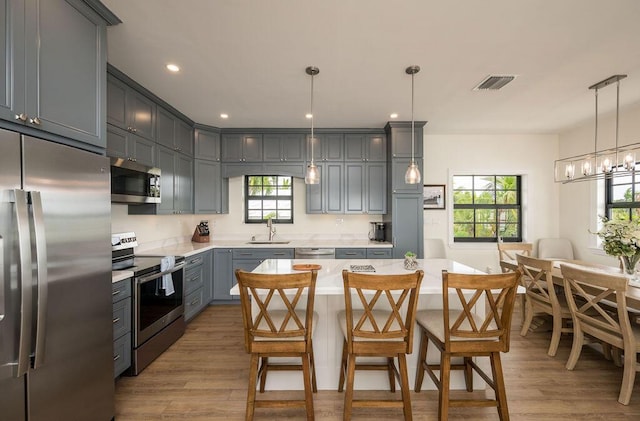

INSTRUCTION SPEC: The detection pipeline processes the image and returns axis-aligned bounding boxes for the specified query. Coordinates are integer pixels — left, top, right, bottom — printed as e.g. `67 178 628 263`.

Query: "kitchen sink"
246 241 291 244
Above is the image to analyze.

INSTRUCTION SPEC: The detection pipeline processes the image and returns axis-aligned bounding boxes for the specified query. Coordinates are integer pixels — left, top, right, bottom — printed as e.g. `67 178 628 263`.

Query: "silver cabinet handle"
30 191 48 369
0 236 4 322
12 189 32 377
112 289 122 296
29 117 41 125
15 113 27 122
112 317 121 324
113 354 121 362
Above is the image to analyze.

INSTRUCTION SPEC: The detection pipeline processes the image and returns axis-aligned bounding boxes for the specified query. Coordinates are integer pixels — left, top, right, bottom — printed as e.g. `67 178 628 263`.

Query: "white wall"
423 133 559 271
558 100 640 268
112 176 379 250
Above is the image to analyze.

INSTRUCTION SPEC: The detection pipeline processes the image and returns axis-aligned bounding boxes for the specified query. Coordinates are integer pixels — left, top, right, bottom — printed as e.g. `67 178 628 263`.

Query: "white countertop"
137 239 392 258
229 258 484 295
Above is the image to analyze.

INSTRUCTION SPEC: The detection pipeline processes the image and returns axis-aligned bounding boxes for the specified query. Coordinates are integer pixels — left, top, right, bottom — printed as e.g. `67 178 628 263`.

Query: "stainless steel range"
112 232 186 375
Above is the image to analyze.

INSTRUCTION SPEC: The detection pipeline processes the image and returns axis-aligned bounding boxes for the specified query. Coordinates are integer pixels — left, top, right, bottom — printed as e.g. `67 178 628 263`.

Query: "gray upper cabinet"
194 159 228 214
390 157 424 194
344 134 386 162
306 162 344 214
107 74 156 142
106 124 155 167
385 123 424 158
221 133 263 162
263 133 305 162
0 0 111 148
157 106 193 156
344 162 386 214
306 133 344 161
195 127 220 161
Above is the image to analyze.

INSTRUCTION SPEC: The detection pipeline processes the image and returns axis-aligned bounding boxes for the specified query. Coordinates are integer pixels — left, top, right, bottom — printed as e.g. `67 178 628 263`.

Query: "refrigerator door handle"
30 191 48 368
11 189 33 377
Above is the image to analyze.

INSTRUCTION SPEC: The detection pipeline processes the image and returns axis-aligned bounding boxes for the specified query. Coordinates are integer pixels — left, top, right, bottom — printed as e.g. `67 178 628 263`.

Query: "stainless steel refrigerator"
0 128 114 420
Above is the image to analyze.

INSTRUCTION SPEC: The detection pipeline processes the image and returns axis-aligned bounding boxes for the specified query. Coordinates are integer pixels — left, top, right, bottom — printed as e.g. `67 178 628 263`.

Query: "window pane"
263 210 277 219
247 200 262 209
247 210 262 220
474 176 494 190
277 186 292 196
277 210 291 219
278 200 291 209
263 200 276 210
476 209 495 223
612 174 633 185
453 209 474 222
612 184 632 202
453 176 473 190
453 190 472 204
500 223 519 238
496 190 517 204
611 208 630 221
453 223 474 238
496 176 517 190
474 190 495 204
475 223 496 238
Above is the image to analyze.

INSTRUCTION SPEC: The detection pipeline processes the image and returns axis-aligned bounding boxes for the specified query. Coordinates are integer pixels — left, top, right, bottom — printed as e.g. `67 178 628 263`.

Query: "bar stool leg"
246 354 259 421
397 353 413 421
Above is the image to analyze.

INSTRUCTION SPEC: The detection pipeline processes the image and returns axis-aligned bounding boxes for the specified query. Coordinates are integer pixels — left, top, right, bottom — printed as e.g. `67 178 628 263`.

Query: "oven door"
134 263 185 346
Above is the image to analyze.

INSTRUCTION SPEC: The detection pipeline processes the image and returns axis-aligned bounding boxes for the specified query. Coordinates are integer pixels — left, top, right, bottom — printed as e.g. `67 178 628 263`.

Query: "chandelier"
554 74 640 183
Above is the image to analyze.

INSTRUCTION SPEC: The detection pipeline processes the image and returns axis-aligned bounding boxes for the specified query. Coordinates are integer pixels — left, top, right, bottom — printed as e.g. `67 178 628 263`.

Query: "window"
606 172 640 221
452 175 522 242
245 176 293 223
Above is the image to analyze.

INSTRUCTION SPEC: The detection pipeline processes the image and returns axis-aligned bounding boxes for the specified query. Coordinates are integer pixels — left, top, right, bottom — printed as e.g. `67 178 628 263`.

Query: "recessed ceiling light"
220 113 229 119
389 113 398 119
166 63 180 73
305 113 313 119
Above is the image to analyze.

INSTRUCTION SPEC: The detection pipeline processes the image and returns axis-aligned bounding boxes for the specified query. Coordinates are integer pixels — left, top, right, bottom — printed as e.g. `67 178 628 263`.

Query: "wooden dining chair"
338 269 424 421
414 270 519 421
561 264 640 405
497 242 533 273
517 254 573 356
235 269 318 421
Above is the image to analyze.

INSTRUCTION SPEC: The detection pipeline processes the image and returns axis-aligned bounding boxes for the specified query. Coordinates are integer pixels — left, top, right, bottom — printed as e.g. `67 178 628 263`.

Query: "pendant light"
405 65 421 184
305 66 320 185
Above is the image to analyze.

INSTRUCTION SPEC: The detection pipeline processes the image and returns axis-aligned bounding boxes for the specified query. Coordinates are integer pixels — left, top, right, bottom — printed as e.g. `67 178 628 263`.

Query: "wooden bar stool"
414 270 520 421
338 269 424 421
235 269 318 421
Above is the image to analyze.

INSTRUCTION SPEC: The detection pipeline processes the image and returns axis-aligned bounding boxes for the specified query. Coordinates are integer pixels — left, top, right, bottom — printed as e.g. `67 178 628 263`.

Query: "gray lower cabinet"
213 248 235 302
184 250 213 322
112 278 132 378
194 160 228 214
344 162 386 214
0 0 111 148
107 124 156 167
306 162 344 214
335 248 393 259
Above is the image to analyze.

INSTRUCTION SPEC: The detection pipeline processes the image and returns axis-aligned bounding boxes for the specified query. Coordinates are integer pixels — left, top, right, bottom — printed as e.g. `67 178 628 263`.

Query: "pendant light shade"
305 66 320 185
405 65 421 184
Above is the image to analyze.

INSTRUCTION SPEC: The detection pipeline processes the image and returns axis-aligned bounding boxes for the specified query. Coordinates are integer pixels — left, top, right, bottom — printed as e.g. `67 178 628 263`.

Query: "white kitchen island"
230 258 485 391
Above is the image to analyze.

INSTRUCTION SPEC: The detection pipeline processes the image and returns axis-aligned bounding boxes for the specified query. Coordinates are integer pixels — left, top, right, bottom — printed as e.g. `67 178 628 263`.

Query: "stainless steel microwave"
110 157 161 204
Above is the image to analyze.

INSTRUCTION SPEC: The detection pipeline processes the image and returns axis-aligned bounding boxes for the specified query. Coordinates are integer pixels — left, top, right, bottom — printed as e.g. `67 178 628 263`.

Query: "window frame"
452 174 523 243
605 172 640 221
244 175 294 224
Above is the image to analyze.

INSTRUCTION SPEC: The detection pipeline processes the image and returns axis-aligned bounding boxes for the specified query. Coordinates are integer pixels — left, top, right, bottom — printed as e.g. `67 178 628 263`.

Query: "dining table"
500 258 640 311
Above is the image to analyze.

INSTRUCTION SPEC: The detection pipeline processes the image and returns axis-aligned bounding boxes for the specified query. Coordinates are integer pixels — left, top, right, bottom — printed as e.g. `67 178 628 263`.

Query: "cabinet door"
325 162 344 213
281 134 305 161
366 162 387 214
323 134 344 161
175 153 193 214
213 249 235 301
242 134 263 162
107 75 127 130
305 163 323 214
345 163 365 213
0 0 25 124
156 146 176 214
366 134 386 161
262 134 282 162
194 159 222 214
156 106 176 149
130 135 156 167
344 134 366 161
391 158 424 194
27 0 107 147
176 120 193 156
202 250 213 304
106 124 128 160
127 89 156 141
391 194 424 258
390 127 423 158
195 128 220 161
221 134 243 162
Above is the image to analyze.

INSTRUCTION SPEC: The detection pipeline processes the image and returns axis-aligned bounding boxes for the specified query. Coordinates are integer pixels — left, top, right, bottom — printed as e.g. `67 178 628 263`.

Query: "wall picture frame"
423 184 445 209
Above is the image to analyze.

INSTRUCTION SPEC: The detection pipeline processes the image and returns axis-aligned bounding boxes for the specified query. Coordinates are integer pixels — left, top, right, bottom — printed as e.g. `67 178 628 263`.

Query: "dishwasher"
294 248 336 259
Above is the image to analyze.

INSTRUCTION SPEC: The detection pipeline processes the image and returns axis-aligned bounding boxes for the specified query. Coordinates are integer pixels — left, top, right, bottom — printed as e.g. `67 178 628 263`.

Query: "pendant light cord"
411 71 415 164
311 72 314 163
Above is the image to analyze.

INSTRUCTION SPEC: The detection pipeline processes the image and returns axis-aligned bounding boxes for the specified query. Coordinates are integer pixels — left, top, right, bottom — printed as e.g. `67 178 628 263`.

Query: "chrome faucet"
267 217 276 242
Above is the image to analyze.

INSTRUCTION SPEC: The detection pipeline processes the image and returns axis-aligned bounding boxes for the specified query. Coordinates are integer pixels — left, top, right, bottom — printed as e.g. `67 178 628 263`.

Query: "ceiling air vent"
473 75 516 91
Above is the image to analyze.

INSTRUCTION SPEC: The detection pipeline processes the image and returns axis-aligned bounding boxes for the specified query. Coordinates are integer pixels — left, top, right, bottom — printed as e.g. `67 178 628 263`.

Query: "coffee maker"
369 222 387 242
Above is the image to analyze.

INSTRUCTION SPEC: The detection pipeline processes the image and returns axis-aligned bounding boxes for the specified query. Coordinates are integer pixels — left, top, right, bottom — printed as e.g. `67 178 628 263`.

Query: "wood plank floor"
115 305 640 420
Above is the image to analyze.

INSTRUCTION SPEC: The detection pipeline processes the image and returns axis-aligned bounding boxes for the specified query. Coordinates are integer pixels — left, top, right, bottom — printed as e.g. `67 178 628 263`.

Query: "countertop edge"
112 270 134 283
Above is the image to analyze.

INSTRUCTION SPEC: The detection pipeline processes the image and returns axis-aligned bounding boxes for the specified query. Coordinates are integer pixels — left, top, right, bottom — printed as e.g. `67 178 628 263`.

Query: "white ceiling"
102 0 640 134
